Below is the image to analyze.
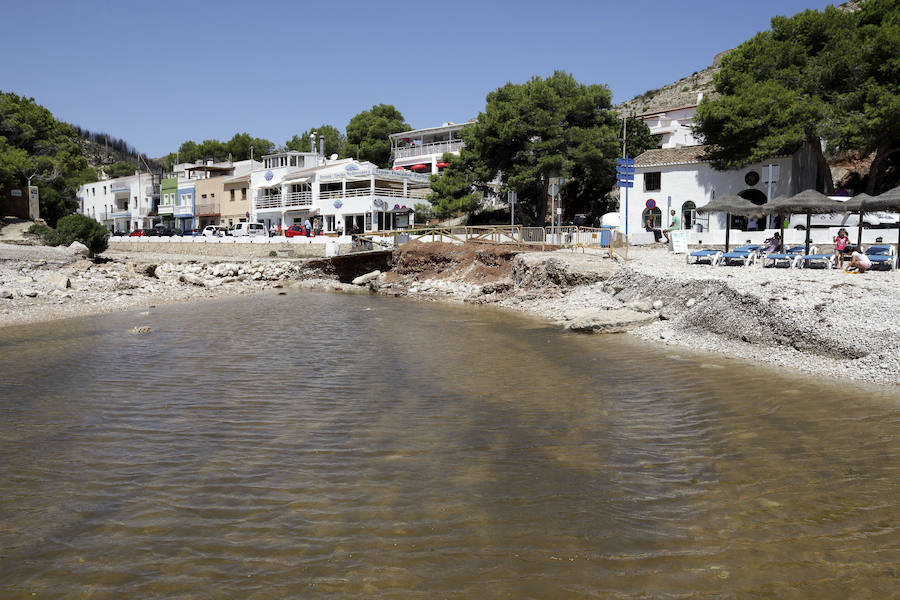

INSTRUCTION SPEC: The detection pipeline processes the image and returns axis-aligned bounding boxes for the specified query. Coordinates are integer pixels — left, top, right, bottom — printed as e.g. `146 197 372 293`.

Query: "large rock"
69 241 90 256
41 272 71 290
564 308 658 333
352 270 381 286
0 289 13 299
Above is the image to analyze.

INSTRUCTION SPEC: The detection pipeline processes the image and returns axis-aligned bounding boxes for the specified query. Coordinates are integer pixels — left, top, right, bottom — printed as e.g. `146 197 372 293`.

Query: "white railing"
158 205 174 215
174 204 193 216
284 191 312 208
254 192 313 210
394 140 463 160
195 201 219 216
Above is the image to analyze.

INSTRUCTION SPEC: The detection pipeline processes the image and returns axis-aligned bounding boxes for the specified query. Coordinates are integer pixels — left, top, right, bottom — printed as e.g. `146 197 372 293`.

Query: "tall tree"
285 125 345 157
344 104 409 167
425 153 481 220
695 2 900 194
461 71 637 225
0 92 94 225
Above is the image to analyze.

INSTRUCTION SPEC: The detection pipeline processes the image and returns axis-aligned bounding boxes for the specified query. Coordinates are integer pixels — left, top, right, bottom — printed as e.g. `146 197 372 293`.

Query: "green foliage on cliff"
695 0 900 193
0 92 96 226
344 104 409 168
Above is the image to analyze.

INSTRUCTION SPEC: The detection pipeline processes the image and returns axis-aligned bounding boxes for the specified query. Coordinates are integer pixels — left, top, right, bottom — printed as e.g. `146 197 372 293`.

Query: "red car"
129 228 158 237
284 225 308 238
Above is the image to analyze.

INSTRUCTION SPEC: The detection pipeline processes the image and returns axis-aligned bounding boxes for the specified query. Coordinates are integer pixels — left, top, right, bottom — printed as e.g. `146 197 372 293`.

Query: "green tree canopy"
0 92 95 226
344 104 409 167
165 134 275 168
695 1 900 194
285 125 346 157
460 71 649 225
103 161 138 178
425 153 482 220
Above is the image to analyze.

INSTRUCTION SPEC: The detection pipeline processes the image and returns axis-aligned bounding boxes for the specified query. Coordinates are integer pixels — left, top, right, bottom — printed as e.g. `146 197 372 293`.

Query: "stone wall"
109 239 348 258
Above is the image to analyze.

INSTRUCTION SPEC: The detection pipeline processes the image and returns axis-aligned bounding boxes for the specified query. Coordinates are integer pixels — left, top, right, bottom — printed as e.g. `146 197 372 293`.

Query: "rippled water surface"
1 290 898 598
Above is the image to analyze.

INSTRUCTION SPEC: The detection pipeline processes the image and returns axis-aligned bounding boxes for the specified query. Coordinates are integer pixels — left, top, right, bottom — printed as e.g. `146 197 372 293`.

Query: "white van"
230 222 269 237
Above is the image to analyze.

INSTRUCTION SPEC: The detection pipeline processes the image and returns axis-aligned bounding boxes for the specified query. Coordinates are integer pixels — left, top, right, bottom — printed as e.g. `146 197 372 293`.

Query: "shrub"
54 214 109 256
269 250 277 257
27 223 61 246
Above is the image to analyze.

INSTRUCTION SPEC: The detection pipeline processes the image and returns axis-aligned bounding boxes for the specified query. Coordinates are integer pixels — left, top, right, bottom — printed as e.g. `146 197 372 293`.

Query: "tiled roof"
634 145 711 167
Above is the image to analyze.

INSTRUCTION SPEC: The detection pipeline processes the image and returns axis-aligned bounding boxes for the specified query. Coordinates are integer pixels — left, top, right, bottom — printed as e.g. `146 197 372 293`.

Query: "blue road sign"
616 157 635 166
618 181 634 188
616 173 634 181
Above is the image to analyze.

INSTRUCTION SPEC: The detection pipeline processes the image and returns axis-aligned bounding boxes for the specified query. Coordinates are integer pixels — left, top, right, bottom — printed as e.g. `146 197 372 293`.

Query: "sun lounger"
761 245 807 268
794 250 834 269
686 249 723 265
716 244 761 266
865 245 898 270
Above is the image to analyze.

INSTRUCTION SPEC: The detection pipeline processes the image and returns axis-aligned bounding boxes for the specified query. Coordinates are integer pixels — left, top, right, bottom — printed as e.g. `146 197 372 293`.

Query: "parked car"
201 225 229 237
154 225 176 236
112 230 129 237
180 228 200 237
129 228 158 237
230 222 268 237
284 224 308 238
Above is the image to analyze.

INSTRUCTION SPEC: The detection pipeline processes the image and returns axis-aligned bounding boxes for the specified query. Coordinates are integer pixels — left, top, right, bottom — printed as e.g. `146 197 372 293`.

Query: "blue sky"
1 0 837 158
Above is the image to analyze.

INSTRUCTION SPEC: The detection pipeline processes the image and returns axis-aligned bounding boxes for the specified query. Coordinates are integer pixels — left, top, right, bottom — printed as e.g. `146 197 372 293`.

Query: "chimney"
319 135 325 158
310 132 316 154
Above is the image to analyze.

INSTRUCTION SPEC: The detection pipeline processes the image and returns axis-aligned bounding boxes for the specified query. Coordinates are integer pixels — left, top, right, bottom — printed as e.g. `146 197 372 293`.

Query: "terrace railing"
393 140 463 160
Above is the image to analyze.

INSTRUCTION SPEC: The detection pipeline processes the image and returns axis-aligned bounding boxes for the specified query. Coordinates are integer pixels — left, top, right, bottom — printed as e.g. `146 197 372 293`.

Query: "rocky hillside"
615 50 728 116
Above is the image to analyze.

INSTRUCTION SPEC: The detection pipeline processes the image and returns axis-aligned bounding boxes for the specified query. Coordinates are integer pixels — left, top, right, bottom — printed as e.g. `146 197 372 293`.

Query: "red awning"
392 166 405 170
436 162 450 168
410 164 428 172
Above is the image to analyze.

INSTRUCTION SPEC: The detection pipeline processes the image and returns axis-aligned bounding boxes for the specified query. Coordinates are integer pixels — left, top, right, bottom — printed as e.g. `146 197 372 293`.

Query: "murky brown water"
0 291 898 598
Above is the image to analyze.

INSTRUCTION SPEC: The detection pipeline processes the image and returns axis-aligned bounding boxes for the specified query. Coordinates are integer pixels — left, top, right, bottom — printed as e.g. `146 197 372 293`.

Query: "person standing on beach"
663 209 680 243
834 228 850 268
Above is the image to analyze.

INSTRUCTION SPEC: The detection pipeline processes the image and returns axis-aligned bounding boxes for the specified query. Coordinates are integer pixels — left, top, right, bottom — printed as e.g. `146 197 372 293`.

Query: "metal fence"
380 225 628 259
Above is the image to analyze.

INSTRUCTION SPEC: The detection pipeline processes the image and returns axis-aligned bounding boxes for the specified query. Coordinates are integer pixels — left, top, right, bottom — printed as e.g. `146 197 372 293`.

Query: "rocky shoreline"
2 241 897 387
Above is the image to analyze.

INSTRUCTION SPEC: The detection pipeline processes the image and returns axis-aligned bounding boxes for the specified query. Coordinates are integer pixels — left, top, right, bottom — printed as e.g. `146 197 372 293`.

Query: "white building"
389 121 473 173
636 101 702 149
77 171 158 232
624 145 817 242
250 153 430 233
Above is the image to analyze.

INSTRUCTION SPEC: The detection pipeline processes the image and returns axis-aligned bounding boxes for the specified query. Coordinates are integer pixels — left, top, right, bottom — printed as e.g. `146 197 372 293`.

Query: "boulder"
685 298 697 308
564 308 658 333
69 241 90 256
41 272 71 290
352 270 382 286
0 289 13 299
19 289 38 298
652 299 664 310
626 300 654 313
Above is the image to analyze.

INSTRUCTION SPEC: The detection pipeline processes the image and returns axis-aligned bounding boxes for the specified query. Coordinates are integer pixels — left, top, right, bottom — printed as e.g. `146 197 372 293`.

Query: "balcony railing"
394 140 463 160
109 210 130 219
195 201 220 216
174 204 193 216
319 187 430 200
158 204 174 215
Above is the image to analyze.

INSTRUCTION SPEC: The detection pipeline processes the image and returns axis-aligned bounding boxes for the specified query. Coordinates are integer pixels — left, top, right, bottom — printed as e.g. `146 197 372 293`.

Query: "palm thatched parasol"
697 194 769 252
845 186 900 256
762 190 847 254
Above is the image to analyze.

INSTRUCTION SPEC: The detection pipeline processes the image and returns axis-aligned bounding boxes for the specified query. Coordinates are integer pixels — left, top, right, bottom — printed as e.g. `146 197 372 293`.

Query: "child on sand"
834 228 850 268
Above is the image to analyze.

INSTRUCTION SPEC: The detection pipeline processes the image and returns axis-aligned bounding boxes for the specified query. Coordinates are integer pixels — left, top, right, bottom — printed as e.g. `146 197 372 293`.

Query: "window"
641 207 662 228
325 215 335 232
644 172 661 191
241 188 247 200
103 186 107 194
365 213 372 231
201 194 207 199
230 189 235 202
211 193 215 199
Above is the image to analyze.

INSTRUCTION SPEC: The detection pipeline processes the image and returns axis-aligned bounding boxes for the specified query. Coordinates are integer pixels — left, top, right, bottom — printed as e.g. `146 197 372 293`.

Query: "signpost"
616 157 635 235
508 190 517 226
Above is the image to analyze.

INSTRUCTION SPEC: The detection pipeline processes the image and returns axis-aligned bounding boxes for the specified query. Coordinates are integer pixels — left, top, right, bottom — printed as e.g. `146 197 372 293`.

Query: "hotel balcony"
255 191 313 211
253 187 429 212
393 140 463 160
174 204 194 217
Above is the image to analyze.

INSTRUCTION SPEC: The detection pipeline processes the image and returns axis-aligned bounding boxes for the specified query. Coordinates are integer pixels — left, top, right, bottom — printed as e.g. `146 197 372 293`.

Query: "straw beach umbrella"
845 186 900 256
762 189 846 255
697 194 769 252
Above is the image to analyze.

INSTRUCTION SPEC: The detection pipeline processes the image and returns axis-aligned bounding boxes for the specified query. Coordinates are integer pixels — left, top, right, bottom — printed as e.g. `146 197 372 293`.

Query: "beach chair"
761 245 806 268
716 244 761 266
864 244 898 270
794 247 833 269
686 249 723 265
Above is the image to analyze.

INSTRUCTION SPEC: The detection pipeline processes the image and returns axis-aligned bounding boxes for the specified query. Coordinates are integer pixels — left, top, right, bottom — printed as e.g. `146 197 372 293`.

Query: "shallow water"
1 290 898 598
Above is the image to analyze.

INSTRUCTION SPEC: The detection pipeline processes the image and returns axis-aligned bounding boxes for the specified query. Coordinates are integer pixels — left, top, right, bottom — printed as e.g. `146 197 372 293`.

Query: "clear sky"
1 0 838 158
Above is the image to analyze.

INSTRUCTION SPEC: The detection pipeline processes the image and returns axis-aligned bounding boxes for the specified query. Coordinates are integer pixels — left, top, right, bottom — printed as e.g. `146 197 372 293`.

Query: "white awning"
283 176 311 184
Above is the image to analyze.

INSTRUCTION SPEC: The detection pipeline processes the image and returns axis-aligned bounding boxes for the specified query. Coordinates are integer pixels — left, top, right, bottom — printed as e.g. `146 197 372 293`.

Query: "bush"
27 223 61 246
413 203 434 225
54 214 109 256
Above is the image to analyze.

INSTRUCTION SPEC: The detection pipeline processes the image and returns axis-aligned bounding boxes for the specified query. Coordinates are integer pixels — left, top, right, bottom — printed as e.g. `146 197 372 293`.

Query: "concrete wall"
109 237 344 258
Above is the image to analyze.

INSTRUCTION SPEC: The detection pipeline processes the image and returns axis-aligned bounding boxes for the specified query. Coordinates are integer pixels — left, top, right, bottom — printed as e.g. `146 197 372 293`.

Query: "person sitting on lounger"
762 232 781 254
846 250 872 273
645 216 662 242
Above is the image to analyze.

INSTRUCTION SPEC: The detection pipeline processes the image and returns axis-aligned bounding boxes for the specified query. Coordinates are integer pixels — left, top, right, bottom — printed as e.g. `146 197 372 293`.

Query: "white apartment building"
251 153 430 233
389 121 473 173
77 171 158 232
636 101 702 149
